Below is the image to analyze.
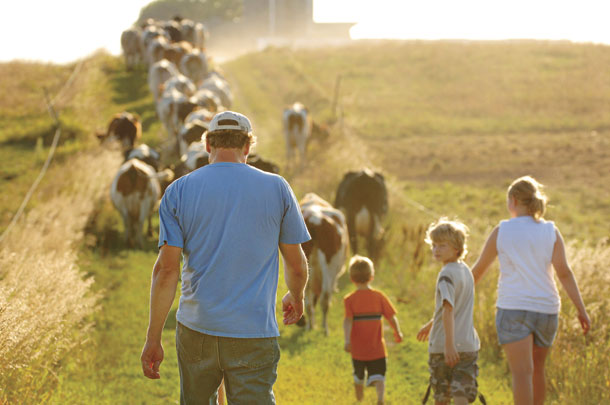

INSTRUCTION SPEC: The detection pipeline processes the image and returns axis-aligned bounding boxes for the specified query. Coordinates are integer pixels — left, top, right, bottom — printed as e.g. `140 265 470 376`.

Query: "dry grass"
0 146 120 403
548 241 610 403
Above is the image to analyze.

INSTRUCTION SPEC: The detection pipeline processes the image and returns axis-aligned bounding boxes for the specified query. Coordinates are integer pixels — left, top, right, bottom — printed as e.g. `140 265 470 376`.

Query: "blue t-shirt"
159 162 310 338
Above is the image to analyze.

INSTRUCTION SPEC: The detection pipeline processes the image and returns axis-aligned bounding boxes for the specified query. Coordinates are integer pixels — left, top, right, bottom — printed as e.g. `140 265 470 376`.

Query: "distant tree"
137 0 243 25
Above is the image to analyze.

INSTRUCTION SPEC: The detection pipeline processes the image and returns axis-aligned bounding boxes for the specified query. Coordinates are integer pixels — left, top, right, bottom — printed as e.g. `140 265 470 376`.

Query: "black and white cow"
335 169 388 261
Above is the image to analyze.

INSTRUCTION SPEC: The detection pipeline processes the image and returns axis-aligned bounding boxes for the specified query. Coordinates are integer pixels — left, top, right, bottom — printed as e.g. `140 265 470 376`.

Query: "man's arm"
279 242 308 325
141 243 182 379
442 301 459 367
471 226 499 284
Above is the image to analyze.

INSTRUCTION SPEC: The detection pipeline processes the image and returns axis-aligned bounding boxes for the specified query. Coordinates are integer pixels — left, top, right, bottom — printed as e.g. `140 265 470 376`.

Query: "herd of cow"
106 16 390 332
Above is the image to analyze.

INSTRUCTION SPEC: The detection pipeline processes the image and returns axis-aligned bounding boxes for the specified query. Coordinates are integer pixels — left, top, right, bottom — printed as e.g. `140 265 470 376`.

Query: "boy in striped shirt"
344 255 403 404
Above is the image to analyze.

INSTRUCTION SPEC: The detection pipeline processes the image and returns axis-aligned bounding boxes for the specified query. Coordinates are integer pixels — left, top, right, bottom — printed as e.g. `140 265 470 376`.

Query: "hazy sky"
1 0 608 63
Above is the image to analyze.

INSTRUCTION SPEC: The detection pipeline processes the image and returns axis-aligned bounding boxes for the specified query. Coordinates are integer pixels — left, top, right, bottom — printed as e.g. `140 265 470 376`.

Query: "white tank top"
496 216 560 314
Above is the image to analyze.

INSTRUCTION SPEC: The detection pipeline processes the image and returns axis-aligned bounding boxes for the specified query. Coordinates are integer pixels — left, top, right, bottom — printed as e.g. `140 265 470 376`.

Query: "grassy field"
1 40 609 404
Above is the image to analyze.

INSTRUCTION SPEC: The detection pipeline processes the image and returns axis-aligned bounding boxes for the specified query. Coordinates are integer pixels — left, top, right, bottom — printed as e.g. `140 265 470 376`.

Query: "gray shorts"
496 308 558 347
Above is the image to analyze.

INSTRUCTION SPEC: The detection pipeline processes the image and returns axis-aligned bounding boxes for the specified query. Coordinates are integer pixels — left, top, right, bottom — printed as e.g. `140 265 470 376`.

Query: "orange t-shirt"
344 288 397 361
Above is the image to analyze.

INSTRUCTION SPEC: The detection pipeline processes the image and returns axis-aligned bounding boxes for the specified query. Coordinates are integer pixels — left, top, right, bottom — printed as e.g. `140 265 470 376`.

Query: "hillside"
1 41 609 404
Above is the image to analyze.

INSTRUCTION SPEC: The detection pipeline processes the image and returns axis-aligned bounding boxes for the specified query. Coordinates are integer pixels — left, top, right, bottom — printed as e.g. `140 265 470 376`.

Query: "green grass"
51 248 182 404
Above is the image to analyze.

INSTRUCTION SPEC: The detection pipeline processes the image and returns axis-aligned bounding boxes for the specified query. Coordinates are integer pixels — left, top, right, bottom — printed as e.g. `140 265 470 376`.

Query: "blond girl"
471 176 590 405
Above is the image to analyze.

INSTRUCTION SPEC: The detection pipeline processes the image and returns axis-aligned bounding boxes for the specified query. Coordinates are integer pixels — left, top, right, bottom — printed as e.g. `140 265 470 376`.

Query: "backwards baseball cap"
208 111 252 134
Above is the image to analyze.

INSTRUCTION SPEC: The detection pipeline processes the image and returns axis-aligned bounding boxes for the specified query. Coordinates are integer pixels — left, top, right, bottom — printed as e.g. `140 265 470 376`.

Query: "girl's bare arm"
471 226 499 285
551 229 591 334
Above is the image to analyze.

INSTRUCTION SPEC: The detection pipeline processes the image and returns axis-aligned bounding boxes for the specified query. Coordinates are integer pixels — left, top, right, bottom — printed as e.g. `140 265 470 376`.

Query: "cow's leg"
175 137 181 160
370 214 384 261
122 212 134 248
318 250 336 337
127 223 135 249
134 218 145 249
305 288 316 331
321 290 331 336
285 139 294 169
347 215 358 254
147 214 153 237
298 137 306 168
367 212 376 259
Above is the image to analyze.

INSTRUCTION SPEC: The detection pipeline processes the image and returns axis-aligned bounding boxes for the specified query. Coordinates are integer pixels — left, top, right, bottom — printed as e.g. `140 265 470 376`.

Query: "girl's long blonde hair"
508 175 548 220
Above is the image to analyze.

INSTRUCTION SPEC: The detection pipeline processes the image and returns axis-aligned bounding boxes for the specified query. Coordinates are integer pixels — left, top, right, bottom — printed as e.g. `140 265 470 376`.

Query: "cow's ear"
95 129 106 142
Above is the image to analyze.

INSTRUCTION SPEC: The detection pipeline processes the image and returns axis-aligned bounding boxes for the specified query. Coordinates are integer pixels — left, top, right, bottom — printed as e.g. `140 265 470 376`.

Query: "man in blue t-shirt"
140 111 310 404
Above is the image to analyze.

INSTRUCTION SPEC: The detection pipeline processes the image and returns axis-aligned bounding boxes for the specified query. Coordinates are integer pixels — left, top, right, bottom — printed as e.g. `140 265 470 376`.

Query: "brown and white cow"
178 119 208 157
199 71 233 109
299 193 349 335
148 59 179 102
97 112 142 154
157 86 198 156
180 50 209 87
184 108 215 125
161 73 196 97
283 102 311 168
174 142 209 178
121 27 142 70
189 88 222 113
141 25 167 65
162 20 182 42
125 144 161 171
334 169 388 261
146 35 170 66
179 19 207 51
164 41 193 67
110 159 163 248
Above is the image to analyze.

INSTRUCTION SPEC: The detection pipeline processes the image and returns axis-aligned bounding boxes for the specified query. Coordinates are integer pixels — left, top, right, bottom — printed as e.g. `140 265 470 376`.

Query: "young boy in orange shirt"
344 255 403 405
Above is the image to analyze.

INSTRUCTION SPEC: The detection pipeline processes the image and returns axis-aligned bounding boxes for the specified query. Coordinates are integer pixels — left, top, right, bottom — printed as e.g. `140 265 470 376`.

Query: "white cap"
208 111 252 134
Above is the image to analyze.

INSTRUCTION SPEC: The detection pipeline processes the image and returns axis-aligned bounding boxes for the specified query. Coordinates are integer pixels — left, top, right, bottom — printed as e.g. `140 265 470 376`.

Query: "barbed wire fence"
0 59 85 244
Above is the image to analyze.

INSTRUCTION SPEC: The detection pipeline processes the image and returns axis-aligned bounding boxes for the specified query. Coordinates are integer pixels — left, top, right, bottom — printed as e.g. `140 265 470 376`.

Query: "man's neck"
209 148 247 164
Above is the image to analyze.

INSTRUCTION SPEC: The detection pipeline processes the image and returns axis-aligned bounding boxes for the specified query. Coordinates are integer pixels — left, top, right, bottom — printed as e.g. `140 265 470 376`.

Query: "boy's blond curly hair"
424 218 469 260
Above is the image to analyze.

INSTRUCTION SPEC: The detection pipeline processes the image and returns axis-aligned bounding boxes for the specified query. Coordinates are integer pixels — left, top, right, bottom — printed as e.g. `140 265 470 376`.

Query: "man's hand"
444 344 460 367
416 320 433 342
141 340 164 379
344 342 351 353
394 330 404 343
282 291 304 325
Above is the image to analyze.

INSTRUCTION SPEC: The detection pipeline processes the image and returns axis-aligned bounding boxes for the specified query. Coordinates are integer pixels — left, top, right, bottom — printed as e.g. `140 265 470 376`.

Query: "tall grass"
0 148 120 403
548 241 610 403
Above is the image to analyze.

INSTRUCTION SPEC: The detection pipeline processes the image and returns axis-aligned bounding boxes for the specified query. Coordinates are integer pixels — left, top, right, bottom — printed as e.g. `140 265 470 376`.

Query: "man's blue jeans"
176 322 280 405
